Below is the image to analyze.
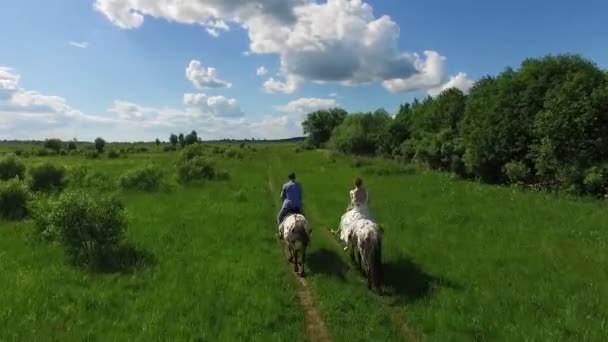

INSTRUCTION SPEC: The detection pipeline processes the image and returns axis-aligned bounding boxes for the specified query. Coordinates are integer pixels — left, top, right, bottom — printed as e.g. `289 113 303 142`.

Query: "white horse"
279 213 311 277
347 218 383 291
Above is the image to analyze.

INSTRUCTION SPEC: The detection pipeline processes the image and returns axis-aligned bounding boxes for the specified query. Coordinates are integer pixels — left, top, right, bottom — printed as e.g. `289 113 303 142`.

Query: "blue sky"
0 0 606 141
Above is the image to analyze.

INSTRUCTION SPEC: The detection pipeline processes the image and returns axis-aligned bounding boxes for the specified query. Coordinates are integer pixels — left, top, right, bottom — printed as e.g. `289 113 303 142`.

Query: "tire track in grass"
305 203 420 342
266 167 331 342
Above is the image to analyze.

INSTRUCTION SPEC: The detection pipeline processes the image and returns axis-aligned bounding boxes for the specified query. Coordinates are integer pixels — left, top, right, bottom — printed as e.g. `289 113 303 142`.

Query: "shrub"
59 150 68 156
0 154 26 180
36 148 54 157
177 156 215 184
42 191 127 269
85 150 100 159
107 150 120 159
583 166 608 197
29 163 65 192
67 141 77 151
212 146 225 154
0 178 29 220
163 145 176 152
119 165 164 191
44 139 63 153
180 144 207 162
503 161 531 184
68 165 114 192
15 149 23 156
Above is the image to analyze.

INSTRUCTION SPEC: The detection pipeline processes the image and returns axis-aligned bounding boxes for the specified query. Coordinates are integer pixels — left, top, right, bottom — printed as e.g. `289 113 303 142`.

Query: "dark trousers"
277 206 302 225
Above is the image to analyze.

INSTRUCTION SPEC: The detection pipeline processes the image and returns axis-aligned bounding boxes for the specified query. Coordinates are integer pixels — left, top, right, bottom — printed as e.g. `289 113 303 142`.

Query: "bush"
67 141 77 151
44 139 63 153
0 178 29 220
224 149 243 159
119 165 164 191
0 154 26 181
107 150 120 159
15 149 23 156
330 111 391 155
163 145 176 152
180 144 207 162
177 157 216 184
68 165 114 192
583 166 608 197
85 150 100 159
94 137 106 153
503 161 531 184
29 163 65 192
41 191 127 270
59 150 68 156
36 148 54 157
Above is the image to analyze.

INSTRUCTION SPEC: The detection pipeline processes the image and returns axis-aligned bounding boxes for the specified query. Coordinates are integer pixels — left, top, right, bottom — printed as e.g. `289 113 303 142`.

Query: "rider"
277 172 303 226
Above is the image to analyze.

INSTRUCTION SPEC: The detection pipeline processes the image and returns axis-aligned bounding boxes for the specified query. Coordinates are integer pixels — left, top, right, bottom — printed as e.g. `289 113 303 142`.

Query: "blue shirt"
280 180 302 209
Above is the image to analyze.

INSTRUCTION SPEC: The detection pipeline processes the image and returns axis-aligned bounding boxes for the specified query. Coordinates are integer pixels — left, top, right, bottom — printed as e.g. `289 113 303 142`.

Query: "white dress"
339 188 372 244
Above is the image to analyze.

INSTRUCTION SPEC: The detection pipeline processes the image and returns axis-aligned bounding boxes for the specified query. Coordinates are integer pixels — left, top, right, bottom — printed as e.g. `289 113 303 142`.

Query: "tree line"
302 54 608 197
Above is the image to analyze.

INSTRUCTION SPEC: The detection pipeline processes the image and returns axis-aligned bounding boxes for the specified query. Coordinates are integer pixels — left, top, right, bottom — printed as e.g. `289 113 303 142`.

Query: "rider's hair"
354 177 363 187
288 173 296 180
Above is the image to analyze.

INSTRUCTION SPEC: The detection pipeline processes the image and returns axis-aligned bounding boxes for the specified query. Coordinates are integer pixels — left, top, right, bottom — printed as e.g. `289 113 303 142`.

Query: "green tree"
185 130 198 146
302 108 348 148
94 137 106 153
330 110 391 155
178 133 185 148
169 133 178 147
44 139 63 153
155 138 161 148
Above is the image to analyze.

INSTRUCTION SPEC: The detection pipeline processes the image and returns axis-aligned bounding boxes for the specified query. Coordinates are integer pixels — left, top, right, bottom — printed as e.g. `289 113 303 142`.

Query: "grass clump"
0 178 29 220
119 165 164 191
29 163 65 192
68 165 114 192
0 154 26 181
177 157 216 184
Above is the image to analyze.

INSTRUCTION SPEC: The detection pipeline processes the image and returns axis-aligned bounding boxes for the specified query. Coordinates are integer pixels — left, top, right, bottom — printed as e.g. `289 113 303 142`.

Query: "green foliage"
94 137 106 153
36 148 55 157
178 133 185 148
44 139 63 153
0 178 29 220
29 163 65 192
583 166 608 197
119 165 164 191
67 140 77 151
185 130 198 146
503 161 531 185
302 108 348 148
180 144 207 161
85 150 100 159
169 133 178 146
0 154 26 181
107 150 120 159
67 165 114 192
330 110 391 155
177 157 216 184
163 145 176 152
42 191 128 270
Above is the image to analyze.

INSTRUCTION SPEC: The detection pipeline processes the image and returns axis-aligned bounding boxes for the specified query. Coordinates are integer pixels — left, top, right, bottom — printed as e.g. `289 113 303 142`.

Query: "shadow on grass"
382 257 462 304
307 248 349 281
92 243 157 274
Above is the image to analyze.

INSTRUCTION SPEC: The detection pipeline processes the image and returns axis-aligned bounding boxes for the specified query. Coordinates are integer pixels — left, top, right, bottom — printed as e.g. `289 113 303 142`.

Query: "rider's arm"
280 185 286 201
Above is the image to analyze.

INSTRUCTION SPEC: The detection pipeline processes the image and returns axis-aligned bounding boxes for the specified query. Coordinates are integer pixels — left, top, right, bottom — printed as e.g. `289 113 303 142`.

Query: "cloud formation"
427 72 476 97
275 97 338 113
256 66 268 76
95 0 471 94
68 41 89 49
0 65 300 141
186 60 232 89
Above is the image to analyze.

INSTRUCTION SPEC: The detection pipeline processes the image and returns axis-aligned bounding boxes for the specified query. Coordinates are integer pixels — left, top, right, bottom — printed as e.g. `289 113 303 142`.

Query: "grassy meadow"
1 143 608 341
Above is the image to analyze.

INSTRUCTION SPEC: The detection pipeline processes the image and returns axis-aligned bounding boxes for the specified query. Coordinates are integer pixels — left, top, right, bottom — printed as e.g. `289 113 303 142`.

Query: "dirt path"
305 204 420 342
266 169 331 342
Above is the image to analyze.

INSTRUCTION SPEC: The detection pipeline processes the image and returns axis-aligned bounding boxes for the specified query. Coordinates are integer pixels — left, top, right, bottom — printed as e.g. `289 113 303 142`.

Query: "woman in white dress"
337 178 373 246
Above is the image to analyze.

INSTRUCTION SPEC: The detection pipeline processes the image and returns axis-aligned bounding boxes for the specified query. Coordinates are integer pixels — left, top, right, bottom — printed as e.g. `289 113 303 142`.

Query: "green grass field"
1 143 608 341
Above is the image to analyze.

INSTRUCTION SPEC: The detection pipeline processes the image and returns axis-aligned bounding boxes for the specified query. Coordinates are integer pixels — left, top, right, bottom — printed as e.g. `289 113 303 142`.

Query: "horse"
279 213 311 277
347 218 383 292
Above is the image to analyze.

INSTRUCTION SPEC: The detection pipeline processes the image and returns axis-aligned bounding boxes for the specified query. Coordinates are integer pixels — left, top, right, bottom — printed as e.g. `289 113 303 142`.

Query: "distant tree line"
302 54 608 197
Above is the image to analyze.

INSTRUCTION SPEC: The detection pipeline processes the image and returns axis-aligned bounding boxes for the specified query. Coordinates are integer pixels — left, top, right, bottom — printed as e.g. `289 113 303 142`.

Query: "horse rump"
283 214 309 277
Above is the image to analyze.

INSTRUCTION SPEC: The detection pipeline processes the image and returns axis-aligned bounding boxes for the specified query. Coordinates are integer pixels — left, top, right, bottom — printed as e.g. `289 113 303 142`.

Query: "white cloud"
329 92 338 97
0 65 302 141
183 93 244 118
263 75 302 94
95 0 469 94
68 41 89 49
256 66 268 76
186 60 232 89
427 72 476 97
275 97 338 113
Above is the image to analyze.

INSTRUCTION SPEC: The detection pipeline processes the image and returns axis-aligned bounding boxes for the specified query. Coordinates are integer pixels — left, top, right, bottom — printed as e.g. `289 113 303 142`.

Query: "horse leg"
299 247 306 277
293 245 299 273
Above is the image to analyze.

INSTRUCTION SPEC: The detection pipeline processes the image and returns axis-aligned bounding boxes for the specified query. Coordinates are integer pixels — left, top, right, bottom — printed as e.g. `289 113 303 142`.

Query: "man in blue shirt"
277 172 303 225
